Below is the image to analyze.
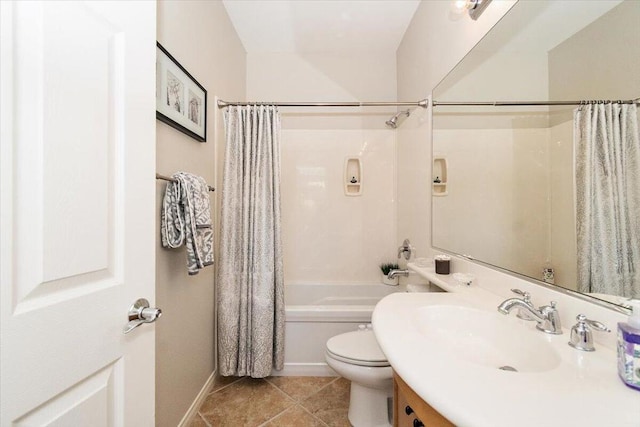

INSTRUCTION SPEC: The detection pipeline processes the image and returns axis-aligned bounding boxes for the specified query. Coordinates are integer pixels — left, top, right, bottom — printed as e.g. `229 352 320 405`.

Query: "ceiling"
221 0 421 54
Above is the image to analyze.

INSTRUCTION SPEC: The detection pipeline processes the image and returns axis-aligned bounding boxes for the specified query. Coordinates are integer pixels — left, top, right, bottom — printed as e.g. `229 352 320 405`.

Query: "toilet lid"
326 329 389 367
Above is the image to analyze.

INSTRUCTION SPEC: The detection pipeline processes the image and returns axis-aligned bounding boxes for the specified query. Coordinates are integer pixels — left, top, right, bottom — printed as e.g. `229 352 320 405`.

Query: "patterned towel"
161 172 214 275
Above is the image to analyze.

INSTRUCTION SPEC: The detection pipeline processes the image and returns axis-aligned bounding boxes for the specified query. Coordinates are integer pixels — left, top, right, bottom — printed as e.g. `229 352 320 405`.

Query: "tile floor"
191 376 351 427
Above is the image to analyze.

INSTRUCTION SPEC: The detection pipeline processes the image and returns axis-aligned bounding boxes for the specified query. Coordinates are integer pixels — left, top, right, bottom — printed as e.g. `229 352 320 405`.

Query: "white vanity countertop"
373 264 640 427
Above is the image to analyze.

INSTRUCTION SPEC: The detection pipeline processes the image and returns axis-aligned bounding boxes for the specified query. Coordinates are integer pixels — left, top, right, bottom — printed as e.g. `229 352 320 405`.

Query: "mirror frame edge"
430 245 632 315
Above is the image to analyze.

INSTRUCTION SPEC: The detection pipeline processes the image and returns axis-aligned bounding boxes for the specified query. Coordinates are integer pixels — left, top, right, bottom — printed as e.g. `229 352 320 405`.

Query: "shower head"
385 110 411 129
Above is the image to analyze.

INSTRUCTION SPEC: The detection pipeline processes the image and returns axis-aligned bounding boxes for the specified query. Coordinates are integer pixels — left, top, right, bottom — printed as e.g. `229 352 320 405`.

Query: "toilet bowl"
325 328 393 427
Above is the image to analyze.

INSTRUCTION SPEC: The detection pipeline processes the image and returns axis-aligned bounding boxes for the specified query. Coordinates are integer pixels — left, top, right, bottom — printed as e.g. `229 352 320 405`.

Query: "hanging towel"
161 172 214 275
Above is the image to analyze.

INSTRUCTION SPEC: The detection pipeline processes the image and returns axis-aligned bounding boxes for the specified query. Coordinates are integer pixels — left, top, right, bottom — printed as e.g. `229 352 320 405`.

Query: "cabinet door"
395 377 416 427
394 373 455 427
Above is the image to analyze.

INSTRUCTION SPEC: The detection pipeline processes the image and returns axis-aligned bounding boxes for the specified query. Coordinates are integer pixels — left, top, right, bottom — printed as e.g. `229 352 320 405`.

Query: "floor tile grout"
310 375 341 396
254 403 291 427
299 377 350 427
206 375 244 396
262 377 285 397
298 403 332 427
255 404 297 427
254 402 333 427
264 376 339 402
195 376 349 427
263 377 299 402
196 412 212 427
258 378 298 424
262 376 345 426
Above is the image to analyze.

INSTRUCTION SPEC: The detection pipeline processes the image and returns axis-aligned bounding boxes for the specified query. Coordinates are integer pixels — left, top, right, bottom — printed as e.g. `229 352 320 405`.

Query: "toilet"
325 327 393 427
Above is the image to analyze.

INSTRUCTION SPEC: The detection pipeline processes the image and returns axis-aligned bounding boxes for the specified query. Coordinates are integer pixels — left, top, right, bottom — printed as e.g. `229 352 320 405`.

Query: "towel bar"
156 173 215 192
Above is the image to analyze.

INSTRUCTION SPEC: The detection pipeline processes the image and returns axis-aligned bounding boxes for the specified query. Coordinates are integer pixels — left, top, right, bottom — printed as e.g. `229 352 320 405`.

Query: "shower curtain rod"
217 99 428 109
432 98 640 107
218 98 639 109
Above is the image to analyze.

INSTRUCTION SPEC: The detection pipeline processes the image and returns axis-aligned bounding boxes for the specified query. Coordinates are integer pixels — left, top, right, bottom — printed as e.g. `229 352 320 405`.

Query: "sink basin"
413 305 561 373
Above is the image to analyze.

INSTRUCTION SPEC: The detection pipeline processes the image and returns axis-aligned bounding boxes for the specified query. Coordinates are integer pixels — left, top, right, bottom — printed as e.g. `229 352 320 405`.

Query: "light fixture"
452 0 492 20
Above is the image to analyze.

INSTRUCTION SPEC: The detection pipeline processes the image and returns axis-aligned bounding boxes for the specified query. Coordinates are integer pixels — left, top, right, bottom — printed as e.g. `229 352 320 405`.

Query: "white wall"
548 0 640 114
156 2 245 426
246 52 399 283
396 0 518 261
433 51 550 129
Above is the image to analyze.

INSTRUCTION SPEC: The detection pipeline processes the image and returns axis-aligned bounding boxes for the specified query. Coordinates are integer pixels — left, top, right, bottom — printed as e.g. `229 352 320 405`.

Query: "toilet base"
348 381 393 427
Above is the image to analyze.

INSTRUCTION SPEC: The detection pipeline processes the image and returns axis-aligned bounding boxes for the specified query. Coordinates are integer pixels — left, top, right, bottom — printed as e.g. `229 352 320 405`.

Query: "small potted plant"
380 262 400 286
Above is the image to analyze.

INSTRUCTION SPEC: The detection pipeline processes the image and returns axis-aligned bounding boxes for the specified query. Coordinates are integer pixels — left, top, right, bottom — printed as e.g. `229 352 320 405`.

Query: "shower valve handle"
398 238 412 260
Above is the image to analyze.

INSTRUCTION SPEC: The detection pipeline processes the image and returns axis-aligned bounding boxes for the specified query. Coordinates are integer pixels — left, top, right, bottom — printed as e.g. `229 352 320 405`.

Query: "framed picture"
156 42 207 142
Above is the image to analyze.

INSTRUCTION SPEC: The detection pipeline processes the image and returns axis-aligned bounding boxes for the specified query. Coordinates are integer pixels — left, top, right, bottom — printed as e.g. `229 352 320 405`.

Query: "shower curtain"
575 103 640 298
218 105 285 377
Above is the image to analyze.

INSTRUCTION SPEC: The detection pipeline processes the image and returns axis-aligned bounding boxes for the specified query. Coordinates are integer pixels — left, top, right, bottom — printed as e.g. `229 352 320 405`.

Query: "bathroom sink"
373 292 640 427
413 305 561 373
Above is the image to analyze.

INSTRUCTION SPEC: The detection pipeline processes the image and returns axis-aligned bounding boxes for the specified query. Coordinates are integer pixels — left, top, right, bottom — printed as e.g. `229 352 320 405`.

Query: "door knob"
123 298 162 334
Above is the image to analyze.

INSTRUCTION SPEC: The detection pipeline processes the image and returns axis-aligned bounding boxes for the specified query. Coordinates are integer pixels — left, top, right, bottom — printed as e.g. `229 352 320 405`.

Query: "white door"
0 1 157 425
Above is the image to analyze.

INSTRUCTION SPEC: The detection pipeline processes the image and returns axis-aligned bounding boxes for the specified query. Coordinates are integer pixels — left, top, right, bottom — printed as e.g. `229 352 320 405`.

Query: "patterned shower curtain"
218 105 285 377
575 103 640 298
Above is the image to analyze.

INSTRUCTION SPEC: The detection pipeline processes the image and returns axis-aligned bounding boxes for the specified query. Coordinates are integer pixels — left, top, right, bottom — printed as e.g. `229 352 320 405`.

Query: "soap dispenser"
617 299 640 391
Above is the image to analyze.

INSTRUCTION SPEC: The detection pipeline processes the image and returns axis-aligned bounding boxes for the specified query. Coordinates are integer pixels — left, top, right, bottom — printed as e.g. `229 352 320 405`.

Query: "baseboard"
177 370 216 427
270 362 337 377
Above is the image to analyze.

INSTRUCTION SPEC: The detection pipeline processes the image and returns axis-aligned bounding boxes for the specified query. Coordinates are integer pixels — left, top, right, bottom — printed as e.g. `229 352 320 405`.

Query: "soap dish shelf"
433 156 448 196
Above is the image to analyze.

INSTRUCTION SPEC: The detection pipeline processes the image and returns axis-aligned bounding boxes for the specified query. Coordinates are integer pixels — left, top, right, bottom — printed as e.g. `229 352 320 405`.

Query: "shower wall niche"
432 156 447 196
344 157 362 196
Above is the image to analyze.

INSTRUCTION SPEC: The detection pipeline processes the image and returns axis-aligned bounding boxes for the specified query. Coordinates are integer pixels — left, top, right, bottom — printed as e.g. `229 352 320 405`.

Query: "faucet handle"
398 238 412 260
510 289 535 321
535 301 563 335
398 239 415 261
511 288 530 300
541 300 558 312
577 314 610 332
569 314 610 351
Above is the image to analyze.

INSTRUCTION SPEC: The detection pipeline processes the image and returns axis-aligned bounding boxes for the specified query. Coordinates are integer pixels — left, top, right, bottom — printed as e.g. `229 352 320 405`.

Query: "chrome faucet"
388 269 410 280
498 298 563 335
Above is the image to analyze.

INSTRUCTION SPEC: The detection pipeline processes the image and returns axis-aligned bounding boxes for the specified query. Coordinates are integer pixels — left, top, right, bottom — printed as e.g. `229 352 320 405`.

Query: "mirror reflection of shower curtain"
575 103 640 299
218 105 285 377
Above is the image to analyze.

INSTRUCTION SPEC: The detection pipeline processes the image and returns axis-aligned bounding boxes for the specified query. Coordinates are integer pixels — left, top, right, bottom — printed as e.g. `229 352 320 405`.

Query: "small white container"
381 274 398 286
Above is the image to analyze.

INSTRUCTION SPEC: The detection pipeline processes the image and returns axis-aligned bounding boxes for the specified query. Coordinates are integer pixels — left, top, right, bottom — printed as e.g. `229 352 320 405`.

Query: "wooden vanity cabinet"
393 372 454 427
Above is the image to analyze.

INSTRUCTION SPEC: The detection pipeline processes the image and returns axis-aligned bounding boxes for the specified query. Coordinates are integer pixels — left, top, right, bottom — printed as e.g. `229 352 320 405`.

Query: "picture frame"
156 42 207 142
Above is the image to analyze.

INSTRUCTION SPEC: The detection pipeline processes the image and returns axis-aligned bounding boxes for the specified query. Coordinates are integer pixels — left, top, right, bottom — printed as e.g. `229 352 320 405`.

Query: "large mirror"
432 0 640 308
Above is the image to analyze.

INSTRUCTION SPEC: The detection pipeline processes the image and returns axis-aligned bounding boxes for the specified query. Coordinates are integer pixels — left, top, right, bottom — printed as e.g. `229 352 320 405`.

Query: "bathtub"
273 282 404 376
